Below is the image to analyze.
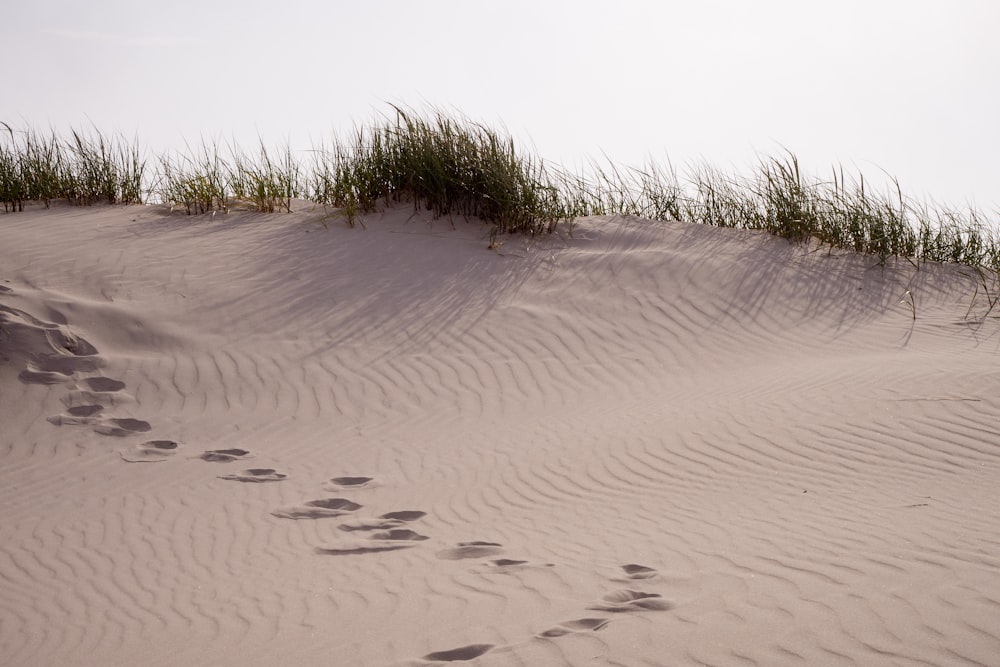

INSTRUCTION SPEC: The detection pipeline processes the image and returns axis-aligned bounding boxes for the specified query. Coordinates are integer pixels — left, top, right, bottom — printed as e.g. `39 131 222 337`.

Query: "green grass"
306 105 562 239
158 140 230 215
0 122 144 211
2 107 998 275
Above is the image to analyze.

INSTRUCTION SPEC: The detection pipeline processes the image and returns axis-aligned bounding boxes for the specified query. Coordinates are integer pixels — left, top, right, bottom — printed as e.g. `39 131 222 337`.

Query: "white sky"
4 0 999 210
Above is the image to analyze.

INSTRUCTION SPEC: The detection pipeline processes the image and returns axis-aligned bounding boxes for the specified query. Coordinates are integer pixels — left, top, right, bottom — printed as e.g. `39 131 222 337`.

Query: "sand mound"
2 202 999 666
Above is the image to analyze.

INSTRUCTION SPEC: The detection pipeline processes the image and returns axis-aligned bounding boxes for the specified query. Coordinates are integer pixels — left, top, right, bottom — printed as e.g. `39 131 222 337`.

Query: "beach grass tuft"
0 123 145 211
158 140 231 215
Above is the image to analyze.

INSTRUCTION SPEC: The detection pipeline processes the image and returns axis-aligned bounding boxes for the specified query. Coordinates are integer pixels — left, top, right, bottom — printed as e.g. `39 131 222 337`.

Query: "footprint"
199 448 253 462
272 498 363 519
339 510 426 533
31 351 101 375
46 403 106 427
2 306 101 380
421 644 494 662
588 590 672 613
482 558 555 572
537 617 610 638
19 367 72 384
317 527 428 556
68 404 103 417
63 388 133 408
370 528 428 541
620 564 658 580
322 477 377 492
47 414 96 427
380 510 426 521
218 468 287 483
80 376 126 392
314 542 414 556
339 518 406 532
57 334 98 357
93 417 152 437
120 440 180 462
327 476 374 488
436 541 503 561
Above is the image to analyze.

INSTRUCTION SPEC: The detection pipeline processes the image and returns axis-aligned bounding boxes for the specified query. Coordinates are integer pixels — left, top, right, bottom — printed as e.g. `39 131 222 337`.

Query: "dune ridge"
2 202 999 666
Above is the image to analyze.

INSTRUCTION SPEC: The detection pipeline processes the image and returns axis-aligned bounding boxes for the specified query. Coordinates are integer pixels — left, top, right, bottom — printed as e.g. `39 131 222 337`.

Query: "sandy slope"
2 202 999 666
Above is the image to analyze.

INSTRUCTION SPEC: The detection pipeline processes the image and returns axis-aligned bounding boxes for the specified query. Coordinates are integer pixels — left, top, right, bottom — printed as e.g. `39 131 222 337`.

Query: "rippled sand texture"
2 203 999 666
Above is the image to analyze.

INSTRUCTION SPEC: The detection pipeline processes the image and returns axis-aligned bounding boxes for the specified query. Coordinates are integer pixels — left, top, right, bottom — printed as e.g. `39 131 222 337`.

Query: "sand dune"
2 202 999 666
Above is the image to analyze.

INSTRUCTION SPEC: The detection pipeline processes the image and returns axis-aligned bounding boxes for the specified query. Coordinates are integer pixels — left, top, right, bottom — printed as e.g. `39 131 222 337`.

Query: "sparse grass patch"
229 141 301 213
158 140 231 214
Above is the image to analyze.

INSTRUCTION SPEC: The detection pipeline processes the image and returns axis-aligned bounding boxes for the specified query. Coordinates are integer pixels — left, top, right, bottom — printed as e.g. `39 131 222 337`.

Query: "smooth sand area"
2 202 999 666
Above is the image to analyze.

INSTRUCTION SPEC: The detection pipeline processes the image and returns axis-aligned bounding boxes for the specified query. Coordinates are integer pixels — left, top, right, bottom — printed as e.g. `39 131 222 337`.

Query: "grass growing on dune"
230 141 301 213
159 139 303 214
0 123 144 211
307 105 562 238
562 150 1000 274
158 140 230 215
2 108 999 275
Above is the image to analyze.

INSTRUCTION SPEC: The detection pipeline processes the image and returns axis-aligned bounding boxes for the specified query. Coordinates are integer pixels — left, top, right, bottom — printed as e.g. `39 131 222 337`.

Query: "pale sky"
4 0 999 210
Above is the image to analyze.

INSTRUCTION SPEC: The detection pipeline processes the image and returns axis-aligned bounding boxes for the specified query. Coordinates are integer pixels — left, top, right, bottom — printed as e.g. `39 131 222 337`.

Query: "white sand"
2 202 999 666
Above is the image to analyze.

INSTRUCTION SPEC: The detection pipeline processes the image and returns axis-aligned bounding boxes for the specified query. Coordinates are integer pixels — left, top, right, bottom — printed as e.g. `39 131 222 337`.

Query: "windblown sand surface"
2 203 999 666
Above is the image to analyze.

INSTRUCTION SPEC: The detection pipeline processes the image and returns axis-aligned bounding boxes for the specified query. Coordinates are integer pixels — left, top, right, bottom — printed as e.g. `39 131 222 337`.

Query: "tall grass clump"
63 128 146 206
309 106 564 240
549 147 1000 276
158 140 231 214
553 158 684 222
0 122 145 210
681 152 1000 273
1 124 60 210
230 141 302 213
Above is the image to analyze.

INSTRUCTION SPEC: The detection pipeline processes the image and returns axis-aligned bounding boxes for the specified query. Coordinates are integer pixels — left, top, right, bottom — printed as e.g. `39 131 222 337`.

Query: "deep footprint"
588 590 672 612
537 617 610 638
80 376 126 392
380 510 426 521
2 305 100 380
218 468 287 483
421 644 495 662
121 440 180 463
68 404 103 417
199 448 253 462
436 541 503 560
94 417 152 437
272 498 363 519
